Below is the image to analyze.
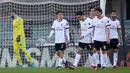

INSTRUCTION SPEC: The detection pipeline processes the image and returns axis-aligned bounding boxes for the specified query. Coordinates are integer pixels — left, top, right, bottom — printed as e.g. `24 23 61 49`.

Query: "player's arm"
48 21 55 39
80 23 93 40
92 26 95 37
92 20 95 37
48 30 55 38
106 18 111 44
81 26 93 37
65 22 70 42
117 21 122 44
16 18 23 42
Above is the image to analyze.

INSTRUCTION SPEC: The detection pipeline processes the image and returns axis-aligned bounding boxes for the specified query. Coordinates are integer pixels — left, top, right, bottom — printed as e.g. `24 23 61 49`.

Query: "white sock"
88 53 93 66
113 52 118 66
100 52 103 66
96 52 100 65
73 54 81 67
101 54 104 67
58 58 62 66
102 53 107 67
92 53 97 66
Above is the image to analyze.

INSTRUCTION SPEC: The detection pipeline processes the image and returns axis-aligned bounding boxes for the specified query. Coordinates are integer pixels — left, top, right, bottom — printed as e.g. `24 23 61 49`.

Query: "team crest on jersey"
107 20 109 23
61 24 63 26
66 23 69 26
88 23 91 25
102 21 103 23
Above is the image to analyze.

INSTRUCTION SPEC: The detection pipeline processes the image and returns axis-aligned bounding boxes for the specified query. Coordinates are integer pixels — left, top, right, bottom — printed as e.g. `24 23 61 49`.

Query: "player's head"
111 10 117 19
10 10 18 19
88 6 95 16
56 11 63 21
76 11 84 21
95 7 102 17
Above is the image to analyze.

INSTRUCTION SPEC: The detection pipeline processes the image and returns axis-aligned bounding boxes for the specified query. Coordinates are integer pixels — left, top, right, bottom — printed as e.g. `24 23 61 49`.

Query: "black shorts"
55 43 66 51
94 40 107 51
107 39 119 49
78 42 94 50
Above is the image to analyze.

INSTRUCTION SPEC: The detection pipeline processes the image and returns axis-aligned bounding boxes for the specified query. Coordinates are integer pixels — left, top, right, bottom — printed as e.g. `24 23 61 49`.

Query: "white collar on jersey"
57 19 63 22
89 15 95 19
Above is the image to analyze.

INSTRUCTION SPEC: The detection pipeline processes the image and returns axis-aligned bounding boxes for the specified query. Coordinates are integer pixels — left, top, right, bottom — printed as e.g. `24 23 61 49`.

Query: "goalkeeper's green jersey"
13 16 25 41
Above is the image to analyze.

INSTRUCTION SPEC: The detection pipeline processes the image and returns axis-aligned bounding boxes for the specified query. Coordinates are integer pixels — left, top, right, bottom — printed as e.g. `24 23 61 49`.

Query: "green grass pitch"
0 67 130 73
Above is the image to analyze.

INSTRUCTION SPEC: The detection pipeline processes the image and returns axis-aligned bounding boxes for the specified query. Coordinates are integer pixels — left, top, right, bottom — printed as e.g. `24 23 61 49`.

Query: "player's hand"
79 36 84 40
16 35 20 42
106 38 110 44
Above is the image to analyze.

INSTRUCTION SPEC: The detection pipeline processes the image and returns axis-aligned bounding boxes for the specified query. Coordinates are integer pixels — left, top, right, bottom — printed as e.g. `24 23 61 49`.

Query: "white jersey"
51 19 69 43
79 17 93 43
93 16 110 41
109 19 121 39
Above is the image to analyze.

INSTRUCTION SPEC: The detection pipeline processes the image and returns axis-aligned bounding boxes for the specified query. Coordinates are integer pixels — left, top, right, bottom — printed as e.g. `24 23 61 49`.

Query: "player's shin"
57 50 64 67
96 51 100 66
25 51 33 63
73 48 82 67
92 52 98 67
102 51 108 68
15 52 22 66
88 50 94 66
73 54 81 67
113 49 118 66
91 52 99 70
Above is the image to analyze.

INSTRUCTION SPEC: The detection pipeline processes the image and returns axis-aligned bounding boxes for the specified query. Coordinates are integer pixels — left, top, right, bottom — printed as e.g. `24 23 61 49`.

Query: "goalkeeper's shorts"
13 37 26 50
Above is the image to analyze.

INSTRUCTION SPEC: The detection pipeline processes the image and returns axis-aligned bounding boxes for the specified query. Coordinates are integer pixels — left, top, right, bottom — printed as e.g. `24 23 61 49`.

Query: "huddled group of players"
11 6 122 69
48 7 122 70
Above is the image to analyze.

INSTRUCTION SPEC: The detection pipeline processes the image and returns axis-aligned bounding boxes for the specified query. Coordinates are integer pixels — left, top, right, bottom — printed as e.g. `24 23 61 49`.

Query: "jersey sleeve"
65 20 70 41
105 17 111 28
88 21 93 28
92 18 96 27
81 21 93 37
19 18 24 25
117 20 121 28
51 21 55 30
65 20 70 29
18 18 24 35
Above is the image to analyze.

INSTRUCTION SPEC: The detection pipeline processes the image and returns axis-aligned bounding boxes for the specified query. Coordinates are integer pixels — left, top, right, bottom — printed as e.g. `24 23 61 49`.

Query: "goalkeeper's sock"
58 58 62 66
16 54 22 65
73 54 81 67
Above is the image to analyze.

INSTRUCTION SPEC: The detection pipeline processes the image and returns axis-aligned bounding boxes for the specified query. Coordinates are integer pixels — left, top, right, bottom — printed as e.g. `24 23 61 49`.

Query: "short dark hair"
56 11 63 15
111 10 116 13
76 11 84 16
88 6 95 11
95 7 102 13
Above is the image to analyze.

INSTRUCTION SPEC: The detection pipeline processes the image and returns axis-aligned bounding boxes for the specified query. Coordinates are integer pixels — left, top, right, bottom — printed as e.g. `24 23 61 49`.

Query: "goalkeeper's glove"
16 35 20 42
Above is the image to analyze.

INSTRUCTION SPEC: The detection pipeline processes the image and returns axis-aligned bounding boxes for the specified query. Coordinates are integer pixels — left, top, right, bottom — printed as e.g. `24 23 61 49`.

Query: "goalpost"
0 0 110 67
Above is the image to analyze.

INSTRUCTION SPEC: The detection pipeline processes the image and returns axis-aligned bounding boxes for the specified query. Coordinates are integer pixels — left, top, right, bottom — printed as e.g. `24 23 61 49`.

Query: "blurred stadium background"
0 0 130 68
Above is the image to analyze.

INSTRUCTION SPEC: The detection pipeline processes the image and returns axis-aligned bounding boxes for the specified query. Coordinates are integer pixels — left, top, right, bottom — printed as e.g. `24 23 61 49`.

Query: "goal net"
0 0 103 67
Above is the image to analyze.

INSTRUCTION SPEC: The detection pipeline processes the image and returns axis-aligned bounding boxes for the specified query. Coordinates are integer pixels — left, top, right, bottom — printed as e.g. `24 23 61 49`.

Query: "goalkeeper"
11 11 35 67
